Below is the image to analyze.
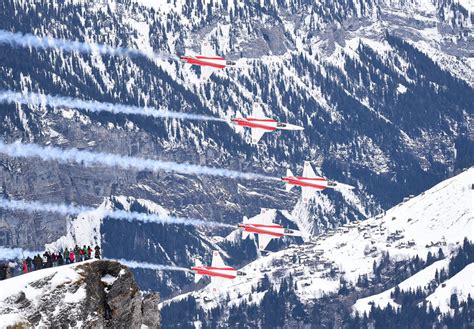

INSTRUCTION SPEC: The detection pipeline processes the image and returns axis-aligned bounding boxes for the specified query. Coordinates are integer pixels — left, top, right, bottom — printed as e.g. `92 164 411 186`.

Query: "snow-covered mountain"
0 0 472 316
160 168 473 327
0 259 160 327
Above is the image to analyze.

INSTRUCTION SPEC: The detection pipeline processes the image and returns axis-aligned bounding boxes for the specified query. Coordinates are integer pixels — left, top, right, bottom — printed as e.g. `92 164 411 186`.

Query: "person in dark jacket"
52 253 58 267
58 253 64 266
94 245 101 259
74 245 80 262
0 263 7 280
63 248 70 264
79 246 85 262
26 256 33 272
87 246 92 260
33 255 42 270
44 251 52 268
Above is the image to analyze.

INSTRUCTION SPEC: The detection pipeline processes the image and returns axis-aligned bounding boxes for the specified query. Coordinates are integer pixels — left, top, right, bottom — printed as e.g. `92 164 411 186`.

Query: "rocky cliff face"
0 260 160 328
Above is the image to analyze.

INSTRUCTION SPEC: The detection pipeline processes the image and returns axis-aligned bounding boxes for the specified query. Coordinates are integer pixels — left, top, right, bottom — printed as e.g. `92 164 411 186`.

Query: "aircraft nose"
285 123 304 130
292 124 304 130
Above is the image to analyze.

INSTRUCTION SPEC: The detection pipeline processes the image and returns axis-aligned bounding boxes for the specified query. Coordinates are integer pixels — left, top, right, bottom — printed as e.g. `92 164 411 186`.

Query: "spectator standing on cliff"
63 248 70 264
42 252 48 268
94 245 101 259
87 246 92 260
58 252 64 266
52 252 58 267
46 252 53 268
79 246 85 262
34 255 42 270
26 256 33 272
69 250 75 264
0 263 7 280
74 245 80 262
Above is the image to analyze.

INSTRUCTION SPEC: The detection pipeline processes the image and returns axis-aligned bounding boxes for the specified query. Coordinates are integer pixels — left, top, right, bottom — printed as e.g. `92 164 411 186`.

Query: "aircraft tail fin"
285 169 295 192
194 273 203 283
245 213 266 225
242 216 251 239
251 103 268 119
195 258 203 267
194 258 203 283
211 251 226 267
201 41 215 56
303 161 319 179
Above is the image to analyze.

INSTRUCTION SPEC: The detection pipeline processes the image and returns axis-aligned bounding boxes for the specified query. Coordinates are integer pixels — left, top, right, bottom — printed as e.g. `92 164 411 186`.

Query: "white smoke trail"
0 90 225 122
0 141 279 182
0 29 176 61
0 247 40 260
110 259 190 272
0 198 234 228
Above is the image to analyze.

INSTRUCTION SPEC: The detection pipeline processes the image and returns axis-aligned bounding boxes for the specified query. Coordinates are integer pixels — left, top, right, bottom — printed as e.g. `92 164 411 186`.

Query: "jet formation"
180 41 356 286
0 32 356 289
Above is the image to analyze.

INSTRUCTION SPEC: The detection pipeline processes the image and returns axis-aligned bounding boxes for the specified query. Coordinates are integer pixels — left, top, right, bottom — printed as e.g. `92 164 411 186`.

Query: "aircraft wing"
303 161 318 178
194 273 203 283
258 234 274 250
211 251 226 267
301 186 317 203
259 209 274 225
250 128 266 144
251 103 267 118
200 66 216 81
210 276 226 286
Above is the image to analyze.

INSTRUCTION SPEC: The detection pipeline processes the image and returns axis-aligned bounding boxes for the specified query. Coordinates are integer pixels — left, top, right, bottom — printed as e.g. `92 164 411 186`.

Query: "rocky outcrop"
79 260 160 328
0 260 160 328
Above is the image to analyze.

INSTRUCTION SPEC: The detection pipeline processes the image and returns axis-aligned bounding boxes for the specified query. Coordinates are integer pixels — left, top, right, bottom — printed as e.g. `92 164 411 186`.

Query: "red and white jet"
191 251 246 284
180 42 236 81
231 104 304 145
283 161 354 202
238 208 301 250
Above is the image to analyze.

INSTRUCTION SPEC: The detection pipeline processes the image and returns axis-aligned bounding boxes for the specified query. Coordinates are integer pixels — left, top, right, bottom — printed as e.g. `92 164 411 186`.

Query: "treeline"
348 295 473 329
350 238 474 328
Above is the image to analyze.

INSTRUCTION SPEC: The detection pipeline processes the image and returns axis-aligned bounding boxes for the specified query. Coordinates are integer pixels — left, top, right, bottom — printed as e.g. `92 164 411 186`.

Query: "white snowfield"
0 261 92 326
353 257 450 314
162 168 473 315
426 263 474 314
354 261 474 315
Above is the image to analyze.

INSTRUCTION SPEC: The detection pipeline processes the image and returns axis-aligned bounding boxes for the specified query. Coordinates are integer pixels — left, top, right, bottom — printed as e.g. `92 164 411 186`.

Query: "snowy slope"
162 168 473 315
0 259 159 327
0 262 85 326
354 260 474 315
426 263 474 314
353 257 450 314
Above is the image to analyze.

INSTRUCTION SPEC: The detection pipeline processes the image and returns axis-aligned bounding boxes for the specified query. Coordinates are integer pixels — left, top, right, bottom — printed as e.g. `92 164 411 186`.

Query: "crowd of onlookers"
0 245 101 280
